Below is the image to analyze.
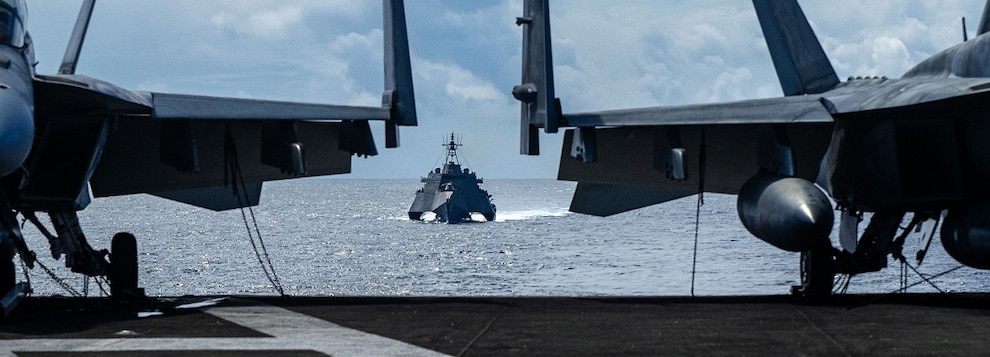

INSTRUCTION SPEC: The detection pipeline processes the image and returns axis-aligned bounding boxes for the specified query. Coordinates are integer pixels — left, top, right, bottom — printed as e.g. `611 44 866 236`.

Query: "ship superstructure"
408 134 496 223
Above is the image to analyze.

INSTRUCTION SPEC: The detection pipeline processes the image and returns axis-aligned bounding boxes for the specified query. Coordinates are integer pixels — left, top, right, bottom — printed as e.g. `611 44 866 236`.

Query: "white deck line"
0 299 449 357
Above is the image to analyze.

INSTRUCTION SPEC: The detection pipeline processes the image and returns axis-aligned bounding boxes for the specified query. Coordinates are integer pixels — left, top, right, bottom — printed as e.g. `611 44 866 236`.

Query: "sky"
23 0 986 178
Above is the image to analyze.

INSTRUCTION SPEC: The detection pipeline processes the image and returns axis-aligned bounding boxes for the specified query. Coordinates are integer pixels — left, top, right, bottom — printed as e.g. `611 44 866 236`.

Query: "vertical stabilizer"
513 0 560 155
382 0 417 148
59 0 96 75
978 1 990 36
753 0 838 96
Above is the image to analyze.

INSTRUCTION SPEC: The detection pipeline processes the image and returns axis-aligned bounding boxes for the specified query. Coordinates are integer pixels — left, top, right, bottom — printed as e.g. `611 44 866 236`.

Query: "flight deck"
2 294 989 355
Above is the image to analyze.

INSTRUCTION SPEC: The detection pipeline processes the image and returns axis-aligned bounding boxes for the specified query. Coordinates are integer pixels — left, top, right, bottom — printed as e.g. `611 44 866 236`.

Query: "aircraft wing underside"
556 94 833 216
90 118 355 210
558 122 833 216
557 77 990 216
26 74 383 211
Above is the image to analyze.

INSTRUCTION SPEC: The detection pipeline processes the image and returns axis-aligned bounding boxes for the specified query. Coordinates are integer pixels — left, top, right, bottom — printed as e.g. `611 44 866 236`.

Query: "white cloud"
706 64 754 103
416 60 505 102
211 7 304 40
446 81 502 101
870 37 913 74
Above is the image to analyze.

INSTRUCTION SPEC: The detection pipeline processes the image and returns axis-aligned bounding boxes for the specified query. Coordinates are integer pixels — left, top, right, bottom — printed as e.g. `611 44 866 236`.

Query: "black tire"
0 235 14 297
109 232 139 299
799 247 835 299
0 260 13 297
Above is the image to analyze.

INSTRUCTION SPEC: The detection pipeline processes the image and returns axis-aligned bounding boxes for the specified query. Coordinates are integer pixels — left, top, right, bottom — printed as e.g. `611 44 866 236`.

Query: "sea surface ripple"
16 179 990 297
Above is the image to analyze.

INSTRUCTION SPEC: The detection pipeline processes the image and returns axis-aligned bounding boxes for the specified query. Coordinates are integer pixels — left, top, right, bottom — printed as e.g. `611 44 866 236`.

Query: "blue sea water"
14 178 990 297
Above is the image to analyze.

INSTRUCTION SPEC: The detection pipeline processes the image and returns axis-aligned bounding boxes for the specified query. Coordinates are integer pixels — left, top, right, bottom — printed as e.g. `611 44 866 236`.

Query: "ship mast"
443 133 462 165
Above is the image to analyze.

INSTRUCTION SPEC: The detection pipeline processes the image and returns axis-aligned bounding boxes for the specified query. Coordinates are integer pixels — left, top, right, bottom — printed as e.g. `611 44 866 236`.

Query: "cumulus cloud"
705 63 754 103
414 60 506 103
210 7 304 39
831 36 913 77
446 81 502 101
546 0 772 109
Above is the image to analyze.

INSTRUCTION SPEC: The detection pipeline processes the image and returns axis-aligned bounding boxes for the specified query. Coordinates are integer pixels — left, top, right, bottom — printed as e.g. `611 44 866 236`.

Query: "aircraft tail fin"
382 0 417 148
58 0 96 75
512 0 560 155
753 0 838 95
978 1 990 36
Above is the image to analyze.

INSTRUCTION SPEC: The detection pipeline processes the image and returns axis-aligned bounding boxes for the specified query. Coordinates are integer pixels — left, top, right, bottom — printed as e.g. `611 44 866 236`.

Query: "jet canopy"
0 0 26 47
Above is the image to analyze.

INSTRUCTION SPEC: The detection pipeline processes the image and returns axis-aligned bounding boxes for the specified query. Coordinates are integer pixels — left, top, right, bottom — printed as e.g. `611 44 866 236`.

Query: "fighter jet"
513 0 990 297
0 0 416 312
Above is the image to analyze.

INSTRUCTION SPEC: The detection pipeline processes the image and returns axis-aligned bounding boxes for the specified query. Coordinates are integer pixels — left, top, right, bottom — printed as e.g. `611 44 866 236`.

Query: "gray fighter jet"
513 0 990 297
0 0 416 313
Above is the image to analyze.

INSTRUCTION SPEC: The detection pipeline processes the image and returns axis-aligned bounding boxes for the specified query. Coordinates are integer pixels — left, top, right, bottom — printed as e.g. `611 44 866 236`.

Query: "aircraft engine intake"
941 203 990 269
737 174 834 252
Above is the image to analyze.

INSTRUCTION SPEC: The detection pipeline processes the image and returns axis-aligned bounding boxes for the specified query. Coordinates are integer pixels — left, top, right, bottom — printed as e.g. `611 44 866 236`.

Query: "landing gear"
20 211 143 301
0 260 12 298
795 246 835 299
109 232 143 300
0 221 17 298
0 210 30 317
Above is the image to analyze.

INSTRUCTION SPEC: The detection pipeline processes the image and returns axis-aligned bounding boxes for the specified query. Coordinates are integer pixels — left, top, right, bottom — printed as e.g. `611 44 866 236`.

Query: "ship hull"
409 135 496 223
409 190 496 223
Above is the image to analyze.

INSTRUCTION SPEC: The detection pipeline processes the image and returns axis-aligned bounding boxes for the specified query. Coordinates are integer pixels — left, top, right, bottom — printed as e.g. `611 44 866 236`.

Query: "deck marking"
0 299 449 356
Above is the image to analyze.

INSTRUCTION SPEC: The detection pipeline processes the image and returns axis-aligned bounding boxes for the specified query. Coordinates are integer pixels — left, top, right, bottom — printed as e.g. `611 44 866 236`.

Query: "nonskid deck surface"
2 294 990 356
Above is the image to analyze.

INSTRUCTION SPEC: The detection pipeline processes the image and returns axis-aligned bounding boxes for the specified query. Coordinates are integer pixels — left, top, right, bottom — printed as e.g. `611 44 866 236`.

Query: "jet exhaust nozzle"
737 174 834 252
941 203 990 269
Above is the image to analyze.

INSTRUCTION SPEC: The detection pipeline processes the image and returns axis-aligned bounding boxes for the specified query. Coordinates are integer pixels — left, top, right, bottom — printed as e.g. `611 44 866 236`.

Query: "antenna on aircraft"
59 0 96 75
963 17 969 42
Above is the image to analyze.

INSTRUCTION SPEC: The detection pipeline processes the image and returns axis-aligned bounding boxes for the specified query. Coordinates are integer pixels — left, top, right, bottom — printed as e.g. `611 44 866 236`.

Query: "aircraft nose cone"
0 87 33 176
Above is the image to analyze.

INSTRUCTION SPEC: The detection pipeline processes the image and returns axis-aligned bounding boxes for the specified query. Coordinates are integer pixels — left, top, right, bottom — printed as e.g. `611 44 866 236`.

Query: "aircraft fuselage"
0 45 34 177
0 0 33 177
812 31 990 213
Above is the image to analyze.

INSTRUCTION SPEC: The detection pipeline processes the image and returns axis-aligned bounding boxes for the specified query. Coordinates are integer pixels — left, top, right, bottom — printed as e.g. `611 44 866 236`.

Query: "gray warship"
408 134 496 223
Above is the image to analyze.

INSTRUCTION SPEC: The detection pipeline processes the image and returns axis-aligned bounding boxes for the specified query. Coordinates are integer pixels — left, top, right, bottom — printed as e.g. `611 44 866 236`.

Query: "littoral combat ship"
408 134 496 223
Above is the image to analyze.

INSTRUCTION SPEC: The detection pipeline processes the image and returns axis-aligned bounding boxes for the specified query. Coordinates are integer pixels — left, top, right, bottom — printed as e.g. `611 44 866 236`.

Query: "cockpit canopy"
0 0 26 48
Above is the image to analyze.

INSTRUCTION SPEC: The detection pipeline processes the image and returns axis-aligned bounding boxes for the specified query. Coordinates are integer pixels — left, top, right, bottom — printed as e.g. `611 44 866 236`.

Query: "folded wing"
20 0 416 212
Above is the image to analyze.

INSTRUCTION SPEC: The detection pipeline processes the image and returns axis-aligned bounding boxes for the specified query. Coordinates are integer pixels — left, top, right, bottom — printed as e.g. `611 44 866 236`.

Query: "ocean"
14 178 990 297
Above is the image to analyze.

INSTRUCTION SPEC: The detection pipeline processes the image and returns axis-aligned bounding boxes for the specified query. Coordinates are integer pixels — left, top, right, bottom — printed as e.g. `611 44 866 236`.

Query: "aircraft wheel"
799 247 834 299
0 236 13 296
109 232 140 299
0 260 12 296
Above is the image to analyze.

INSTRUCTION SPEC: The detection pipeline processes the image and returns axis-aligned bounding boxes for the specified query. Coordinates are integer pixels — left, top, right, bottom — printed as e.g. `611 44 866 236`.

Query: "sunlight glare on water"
13 179 990 297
